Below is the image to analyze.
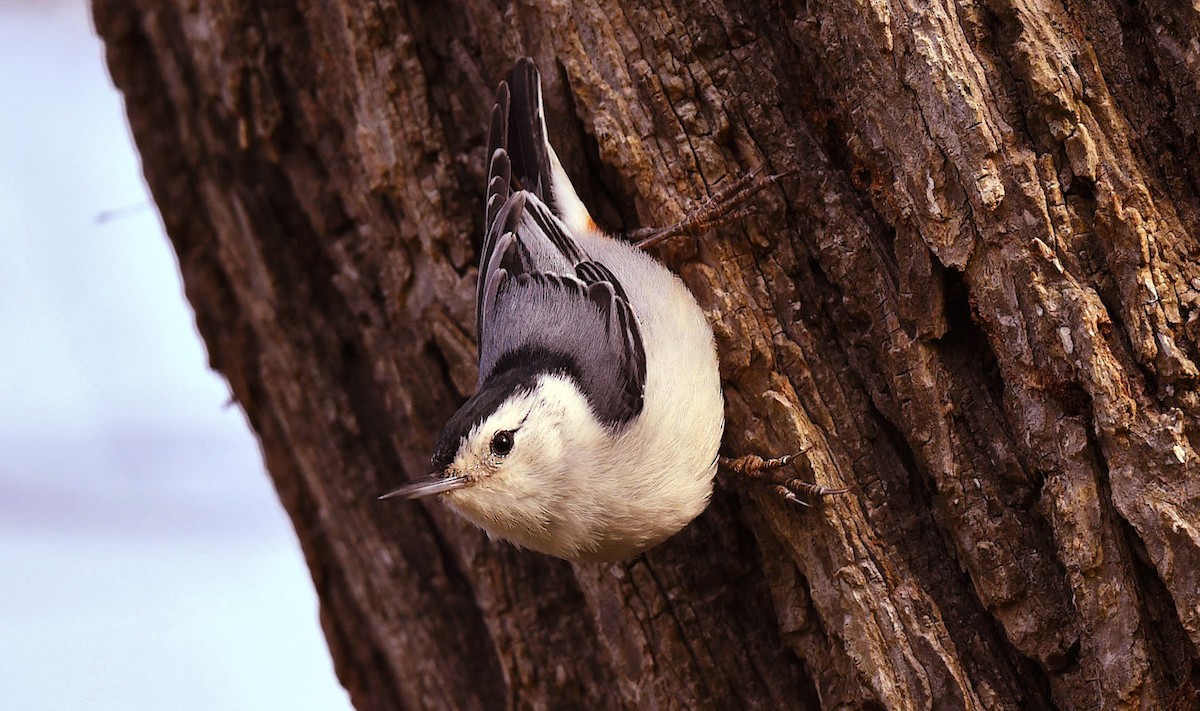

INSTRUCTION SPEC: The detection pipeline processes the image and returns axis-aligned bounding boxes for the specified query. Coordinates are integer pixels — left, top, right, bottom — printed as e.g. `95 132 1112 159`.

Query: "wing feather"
483 265 645 425
476 58 647 426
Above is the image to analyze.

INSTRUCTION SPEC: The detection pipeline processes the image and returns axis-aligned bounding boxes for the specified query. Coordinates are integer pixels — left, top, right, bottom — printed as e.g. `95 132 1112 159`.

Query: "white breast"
568 231 724 561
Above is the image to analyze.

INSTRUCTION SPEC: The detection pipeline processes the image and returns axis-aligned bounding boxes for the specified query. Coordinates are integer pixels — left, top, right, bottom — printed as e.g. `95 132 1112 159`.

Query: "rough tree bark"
94 0 1200 709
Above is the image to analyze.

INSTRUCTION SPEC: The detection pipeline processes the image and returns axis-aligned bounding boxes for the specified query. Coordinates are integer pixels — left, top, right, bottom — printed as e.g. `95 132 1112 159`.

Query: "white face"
441 374 603 550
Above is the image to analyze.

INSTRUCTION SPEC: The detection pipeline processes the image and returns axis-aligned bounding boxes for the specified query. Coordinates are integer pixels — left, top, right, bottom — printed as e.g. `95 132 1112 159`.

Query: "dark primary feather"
464 57 647 434
502 57 556 208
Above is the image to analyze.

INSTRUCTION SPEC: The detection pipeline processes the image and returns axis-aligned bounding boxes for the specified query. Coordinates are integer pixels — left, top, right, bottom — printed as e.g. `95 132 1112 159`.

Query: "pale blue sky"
0 1 351 708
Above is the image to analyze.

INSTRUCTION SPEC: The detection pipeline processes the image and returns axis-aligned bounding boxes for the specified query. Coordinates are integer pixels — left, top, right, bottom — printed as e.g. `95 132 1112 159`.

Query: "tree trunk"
94 0 1200 708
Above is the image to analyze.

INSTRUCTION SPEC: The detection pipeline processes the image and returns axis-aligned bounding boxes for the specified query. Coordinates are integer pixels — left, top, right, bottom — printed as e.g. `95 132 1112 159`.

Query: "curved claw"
775 485 812 508
786 479 851 498
722 450 849 506
629 166 791 249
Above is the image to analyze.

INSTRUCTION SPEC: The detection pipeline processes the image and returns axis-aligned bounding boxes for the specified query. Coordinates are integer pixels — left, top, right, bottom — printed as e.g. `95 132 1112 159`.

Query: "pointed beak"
378 472 469 500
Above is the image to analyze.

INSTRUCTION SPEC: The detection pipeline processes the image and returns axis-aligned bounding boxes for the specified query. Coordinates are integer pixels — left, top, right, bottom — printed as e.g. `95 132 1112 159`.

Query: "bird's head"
381 365 607 556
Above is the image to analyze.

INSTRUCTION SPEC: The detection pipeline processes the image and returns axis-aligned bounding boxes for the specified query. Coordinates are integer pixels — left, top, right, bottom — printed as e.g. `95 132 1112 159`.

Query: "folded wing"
476 59 646 427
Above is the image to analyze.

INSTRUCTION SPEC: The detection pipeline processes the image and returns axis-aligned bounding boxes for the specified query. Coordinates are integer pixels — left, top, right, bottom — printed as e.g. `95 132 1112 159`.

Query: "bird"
381 57 843 562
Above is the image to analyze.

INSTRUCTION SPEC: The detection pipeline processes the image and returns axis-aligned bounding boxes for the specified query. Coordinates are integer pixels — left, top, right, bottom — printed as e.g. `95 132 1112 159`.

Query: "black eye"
490 430 515 457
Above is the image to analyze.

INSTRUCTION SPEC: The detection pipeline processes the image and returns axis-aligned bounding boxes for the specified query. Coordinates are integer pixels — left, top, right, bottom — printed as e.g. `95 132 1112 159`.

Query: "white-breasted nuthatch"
382 58 842 562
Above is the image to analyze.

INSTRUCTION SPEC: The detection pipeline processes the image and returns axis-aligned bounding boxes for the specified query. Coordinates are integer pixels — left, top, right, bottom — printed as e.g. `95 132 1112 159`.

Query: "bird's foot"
719 452 849 507
627 167 794 250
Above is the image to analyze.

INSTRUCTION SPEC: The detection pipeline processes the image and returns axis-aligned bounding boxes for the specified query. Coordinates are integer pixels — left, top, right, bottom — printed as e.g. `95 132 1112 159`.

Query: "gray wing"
475 57 646 426
477 191 646 426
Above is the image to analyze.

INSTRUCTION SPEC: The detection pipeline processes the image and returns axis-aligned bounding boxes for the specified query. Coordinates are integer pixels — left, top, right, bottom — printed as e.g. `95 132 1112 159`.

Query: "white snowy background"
0 1 353 708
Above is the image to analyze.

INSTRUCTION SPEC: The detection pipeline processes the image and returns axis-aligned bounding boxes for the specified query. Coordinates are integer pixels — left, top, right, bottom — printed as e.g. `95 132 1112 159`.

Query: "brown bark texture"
94 0 1200 709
